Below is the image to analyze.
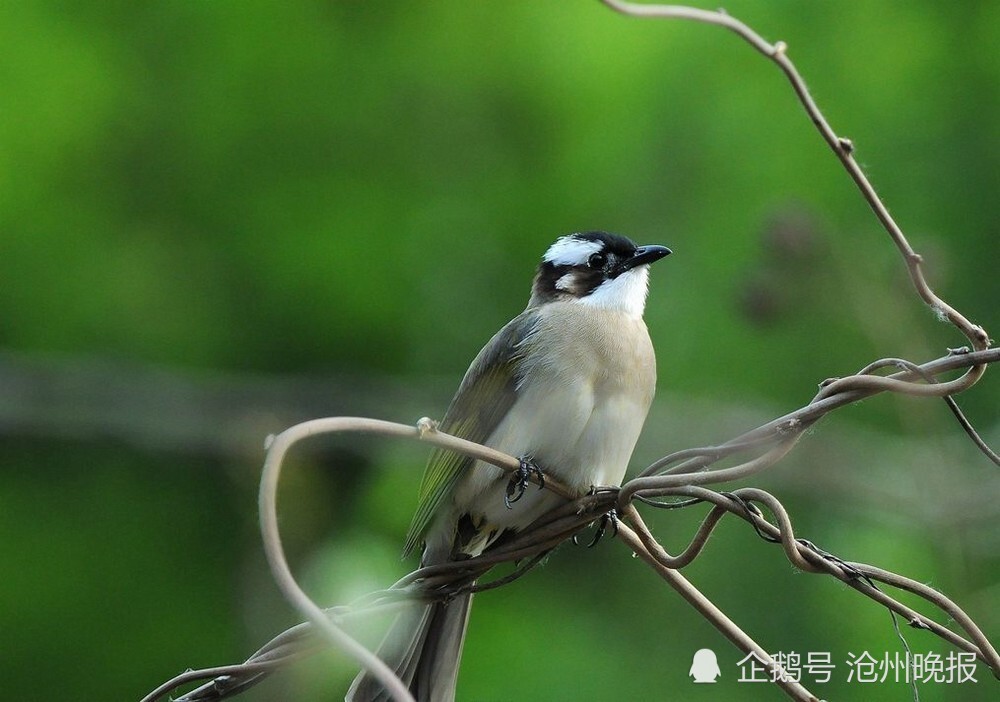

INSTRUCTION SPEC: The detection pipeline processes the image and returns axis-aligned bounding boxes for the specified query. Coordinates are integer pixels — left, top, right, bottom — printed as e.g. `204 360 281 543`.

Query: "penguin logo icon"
690 648 721 683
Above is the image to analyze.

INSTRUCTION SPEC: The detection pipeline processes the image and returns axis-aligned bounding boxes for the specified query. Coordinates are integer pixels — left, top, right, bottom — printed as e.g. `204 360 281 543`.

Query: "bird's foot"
574 509 619 548
505 456 545 509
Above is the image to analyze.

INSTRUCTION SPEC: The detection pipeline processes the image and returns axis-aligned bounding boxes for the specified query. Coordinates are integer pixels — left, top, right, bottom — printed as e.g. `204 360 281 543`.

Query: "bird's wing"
402 308 540 557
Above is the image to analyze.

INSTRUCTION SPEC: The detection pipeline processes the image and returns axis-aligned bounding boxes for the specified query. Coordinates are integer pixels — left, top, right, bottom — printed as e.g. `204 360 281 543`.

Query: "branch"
145 343 996 702
622 489 1000 674
252 418 578 702
599 1 989 353
621 348 1000 505
616 516 819 701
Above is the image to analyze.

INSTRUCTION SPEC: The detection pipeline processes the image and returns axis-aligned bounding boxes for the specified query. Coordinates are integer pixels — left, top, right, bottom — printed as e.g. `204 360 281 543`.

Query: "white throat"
577 266 650 319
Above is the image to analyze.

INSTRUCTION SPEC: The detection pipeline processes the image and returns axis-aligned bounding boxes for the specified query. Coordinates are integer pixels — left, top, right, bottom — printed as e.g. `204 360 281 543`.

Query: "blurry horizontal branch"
0 350 445 458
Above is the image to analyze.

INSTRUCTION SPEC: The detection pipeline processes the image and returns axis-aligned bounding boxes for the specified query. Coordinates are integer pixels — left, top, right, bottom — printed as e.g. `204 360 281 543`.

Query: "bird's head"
529 231 671 318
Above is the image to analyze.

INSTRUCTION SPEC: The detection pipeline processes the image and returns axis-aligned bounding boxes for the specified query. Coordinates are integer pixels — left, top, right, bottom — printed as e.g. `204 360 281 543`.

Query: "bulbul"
348 231 669 702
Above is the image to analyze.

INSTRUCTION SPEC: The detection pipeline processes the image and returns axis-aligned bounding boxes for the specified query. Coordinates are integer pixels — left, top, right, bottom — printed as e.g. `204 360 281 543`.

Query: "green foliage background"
0 1 997 700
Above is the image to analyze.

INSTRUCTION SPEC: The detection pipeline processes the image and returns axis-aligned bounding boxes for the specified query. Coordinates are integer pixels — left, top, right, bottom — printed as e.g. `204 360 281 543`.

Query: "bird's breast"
450 302 658 545
513 303 656 486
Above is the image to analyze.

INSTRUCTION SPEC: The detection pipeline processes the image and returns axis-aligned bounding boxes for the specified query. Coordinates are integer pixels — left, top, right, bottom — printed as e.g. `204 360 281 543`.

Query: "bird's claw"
573 509 619 547
505 457 545 509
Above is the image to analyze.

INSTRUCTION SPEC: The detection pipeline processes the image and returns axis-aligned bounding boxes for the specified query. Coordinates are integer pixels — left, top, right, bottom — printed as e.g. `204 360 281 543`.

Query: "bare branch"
259 420 421 702
616 515 821 701
621 348 1000 512
600 0 990 354
143 347 997 702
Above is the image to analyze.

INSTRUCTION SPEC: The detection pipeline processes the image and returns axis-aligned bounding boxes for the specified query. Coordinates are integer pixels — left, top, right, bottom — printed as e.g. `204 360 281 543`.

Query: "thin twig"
623 485 1000 677
256 417 582 702
599 0 989 355
856 356 999 466
260 420 418 702
142 334 998 702
623 348 1000 509
616 515 822 701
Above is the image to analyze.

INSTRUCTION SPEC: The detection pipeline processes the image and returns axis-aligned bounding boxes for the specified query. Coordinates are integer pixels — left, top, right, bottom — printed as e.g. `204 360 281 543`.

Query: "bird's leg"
505 456 545 509
573 485 620 546
587 509 619 547
572 509 619 547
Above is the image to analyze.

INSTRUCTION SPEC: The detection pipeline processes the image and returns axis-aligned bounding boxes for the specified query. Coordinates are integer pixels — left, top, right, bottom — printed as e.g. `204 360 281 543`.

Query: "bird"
347 231 670 702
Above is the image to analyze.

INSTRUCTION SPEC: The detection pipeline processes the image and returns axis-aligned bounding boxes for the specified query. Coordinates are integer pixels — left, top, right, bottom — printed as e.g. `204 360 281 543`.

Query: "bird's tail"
345 591 473 702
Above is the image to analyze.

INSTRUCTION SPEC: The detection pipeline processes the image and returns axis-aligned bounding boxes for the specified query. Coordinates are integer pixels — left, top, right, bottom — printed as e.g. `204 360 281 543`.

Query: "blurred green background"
1 1 997 700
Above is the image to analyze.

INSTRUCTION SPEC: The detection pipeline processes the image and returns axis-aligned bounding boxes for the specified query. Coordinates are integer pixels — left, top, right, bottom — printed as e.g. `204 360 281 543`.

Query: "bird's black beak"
624 244 671 270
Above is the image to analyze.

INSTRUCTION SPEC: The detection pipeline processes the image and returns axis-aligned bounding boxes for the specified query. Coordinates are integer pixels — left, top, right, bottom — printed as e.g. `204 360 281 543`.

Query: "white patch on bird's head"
577 266 651 319
542 235 604 266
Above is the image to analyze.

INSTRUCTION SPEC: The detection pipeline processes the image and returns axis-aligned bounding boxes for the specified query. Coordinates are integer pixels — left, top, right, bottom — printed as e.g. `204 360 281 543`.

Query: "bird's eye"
587 253 607 269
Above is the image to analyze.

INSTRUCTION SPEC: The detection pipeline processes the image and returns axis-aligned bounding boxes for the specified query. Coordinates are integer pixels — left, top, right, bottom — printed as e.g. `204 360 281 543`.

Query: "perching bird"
347 231 669 702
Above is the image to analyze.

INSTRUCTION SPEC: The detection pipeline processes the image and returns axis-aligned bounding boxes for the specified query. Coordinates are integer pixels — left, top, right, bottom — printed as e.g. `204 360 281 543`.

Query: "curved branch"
254 417 582 702
616 517 821 701
625 348 1000 503
259 420 416 702
600 0 990 356
621 485 1000 678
